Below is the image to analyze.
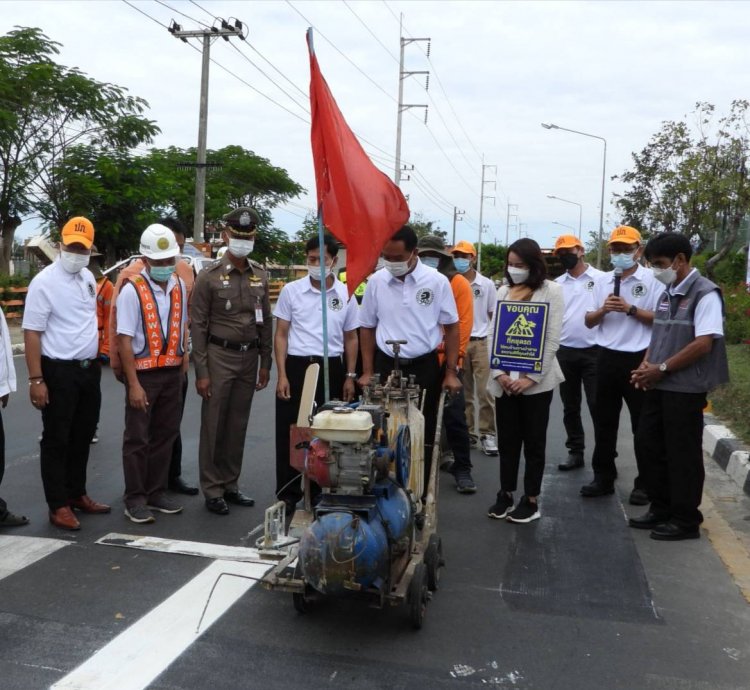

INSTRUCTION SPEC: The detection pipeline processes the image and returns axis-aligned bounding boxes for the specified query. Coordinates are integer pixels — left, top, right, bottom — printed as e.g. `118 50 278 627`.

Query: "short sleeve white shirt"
273 276 359 357
587 264 661 352
359 259 458 359
116 269 186 355
0 308 16 397
555 264 604 348
669 268 724 338
469 271 497 338
22 260 98 360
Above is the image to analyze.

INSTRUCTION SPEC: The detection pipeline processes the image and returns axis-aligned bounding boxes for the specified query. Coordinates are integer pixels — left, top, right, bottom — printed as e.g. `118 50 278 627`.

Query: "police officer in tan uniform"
190 207 272 515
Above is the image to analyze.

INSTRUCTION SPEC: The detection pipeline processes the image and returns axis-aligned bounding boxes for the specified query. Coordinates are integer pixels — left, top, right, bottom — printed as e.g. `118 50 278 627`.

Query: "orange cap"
554 234 583 253
607 225 641 245
450 240 476 256
61 216 95 249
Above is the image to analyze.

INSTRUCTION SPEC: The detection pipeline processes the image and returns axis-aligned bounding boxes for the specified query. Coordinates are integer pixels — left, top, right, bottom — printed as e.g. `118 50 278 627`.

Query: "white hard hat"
140 224 179 260
216 246 228 260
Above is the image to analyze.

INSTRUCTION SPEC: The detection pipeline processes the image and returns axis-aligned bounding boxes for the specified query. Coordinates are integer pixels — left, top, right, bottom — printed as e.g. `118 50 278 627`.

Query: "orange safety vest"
126 275 185 370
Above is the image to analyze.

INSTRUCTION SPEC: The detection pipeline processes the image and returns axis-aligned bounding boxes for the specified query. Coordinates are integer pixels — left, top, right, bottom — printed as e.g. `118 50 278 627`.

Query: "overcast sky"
3 0 750 249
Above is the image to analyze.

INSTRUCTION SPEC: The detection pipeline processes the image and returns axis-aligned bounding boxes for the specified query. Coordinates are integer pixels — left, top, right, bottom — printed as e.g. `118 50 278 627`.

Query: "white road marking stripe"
0 535 69 582
51 558 273 690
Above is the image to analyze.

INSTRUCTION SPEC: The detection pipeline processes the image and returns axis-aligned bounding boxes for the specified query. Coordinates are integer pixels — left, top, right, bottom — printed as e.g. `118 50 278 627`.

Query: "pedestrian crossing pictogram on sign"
505 313 536 338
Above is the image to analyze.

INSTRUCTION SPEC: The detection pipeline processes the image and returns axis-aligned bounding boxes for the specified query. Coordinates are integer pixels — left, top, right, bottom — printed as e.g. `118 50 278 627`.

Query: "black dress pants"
635 389 706 529
0 409 6 516
556 345 598 456
40 358 101 510
442 369 472 473
275 355 345 505
590 348 647 488
168 372 189 481
495 390 553 497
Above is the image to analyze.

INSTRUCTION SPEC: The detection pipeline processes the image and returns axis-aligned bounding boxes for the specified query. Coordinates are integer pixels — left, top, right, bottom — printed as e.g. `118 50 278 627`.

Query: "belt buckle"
80 359 90 369
240 343 250 352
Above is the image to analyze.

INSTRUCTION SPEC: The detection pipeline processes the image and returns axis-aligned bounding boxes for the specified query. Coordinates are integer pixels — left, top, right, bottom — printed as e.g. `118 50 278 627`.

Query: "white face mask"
60 249 90 274
307 263 335 280
651 264 677 286
375 258 385 271
507 266 529 284
383 258 412 277
228 238 254 258
420 256 440 269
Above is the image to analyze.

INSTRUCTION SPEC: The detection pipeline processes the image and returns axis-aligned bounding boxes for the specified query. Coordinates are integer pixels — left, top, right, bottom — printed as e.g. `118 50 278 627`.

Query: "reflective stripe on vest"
127 276 184 370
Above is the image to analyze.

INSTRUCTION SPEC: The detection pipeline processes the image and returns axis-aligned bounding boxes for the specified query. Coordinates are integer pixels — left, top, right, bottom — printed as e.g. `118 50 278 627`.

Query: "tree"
615 101 750 278
409 212 446 240
0 27 159 272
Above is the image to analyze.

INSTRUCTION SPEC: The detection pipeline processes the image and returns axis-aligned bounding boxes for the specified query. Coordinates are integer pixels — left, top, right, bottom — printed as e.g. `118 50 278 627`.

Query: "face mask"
453 257 471 273
60 249 90 274
559 253 579 271
651 264 677 286
384 258 411 277
228 238 254 258
150 265 176 282
307 263 334 279
375 258 385 271
421 256 440 269
507 266 529 284
610 251 636 271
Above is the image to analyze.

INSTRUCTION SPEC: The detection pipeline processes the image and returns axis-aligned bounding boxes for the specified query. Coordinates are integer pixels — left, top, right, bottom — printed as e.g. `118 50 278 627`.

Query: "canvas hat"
554 234 583 253
61 216 94 249
417 234 451 257
608 225 641 245
451 239 476 256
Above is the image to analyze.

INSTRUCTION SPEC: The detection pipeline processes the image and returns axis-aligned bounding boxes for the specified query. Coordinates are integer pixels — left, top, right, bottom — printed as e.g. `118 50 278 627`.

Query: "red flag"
307 29 410 296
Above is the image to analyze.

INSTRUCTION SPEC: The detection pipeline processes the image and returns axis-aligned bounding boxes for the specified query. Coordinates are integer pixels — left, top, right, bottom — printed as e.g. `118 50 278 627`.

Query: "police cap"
223 207 260 236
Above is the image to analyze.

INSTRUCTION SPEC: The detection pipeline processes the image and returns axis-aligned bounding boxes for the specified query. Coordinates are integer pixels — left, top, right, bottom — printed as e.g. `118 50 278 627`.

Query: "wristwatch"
627 305 637 317
346 372 358 379
658 362 668 373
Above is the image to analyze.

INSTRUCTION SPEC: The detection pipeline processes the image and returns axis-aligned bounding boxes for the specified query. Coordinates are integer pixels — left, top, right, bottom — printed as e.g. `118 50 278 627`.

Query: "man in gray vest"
629 233 729 541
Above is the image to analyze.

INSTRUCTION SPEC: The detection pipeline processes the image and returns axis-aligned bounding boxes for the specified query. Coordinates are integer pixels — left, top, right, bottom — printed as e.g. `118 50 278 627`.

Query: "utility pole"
169 19 246 241
451 207 465 245
505 203 518 248
477 160 496 271
394 15 429 186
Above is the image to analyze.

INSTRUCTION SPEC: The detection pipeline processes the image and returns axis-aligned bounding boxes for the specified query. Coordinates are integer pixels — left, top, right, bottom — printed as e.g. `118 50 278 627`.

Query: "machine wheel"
292 589 311 614
424 534 444 591
408 563 429 629
395 425 411 487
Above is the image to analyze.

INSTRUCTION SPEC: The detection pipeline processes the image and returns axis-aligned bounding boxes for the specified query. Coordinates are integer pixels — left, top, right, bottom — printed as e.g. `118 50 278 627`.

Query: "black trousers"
40 358 101 510
168 372 189 481
275 355 345 504
375 350 441 492
442 370 472 472
495 390 553 497
0 409 6 516
636 389 706 529
590 348 646 488
556 345 599 456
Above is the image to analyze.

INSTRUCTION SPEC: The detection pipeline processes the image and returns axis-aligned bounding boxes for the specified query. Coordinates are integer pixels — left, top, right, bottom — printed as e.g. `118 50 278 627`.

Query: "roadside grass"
710 344 750 446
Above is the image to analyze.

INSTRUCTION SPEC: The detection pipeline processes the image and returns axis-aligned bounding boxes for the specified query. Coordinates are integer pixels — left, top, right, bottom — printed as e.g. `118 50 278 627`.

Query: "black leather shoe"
629 511 670 529
558 454 584 471
169 477 199 496
224 490 255 507
205 497 229 515
629 488 650 506
580 479 615 497
650 522 700 541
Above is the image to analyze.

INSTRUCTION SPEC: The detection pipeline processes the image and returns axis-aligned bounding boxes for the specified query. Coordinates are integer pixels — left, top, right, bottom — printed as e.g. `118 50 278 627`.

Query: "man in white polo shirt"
23 217 110 531
580 226 660 505
450 239 498 456
359 225 462 488
273 234 359 513
553 235 604 471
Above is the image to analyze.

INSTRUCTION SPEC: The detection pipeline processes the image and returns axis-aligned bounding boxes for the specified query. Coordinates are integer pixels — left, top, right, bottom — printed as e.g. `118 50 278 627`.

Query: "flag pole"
318 207 331 403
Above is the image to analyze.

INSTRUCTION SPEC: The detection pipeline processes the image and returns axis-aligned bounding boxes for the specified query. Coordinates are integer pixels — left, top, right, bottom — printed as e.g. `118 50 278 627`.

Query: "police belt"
208 335 260 352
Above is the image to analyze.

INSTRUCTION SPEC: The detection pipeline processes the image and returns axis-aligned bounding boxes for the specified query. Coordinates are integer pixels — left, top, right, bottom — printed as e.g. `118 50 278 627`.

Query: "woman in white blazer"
486 239 564 523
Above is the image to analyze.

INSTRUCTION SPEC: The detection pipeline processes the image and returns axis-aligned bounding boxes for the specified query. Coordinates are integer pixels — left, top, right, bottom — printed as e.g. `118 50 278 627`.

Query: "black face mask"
559 253 579 270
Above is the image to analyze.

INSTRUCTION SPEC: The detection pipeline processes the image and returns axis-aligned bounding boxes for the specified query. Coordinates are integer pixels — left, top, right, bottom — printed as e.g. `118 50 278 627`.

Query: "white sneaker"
480 435 499 456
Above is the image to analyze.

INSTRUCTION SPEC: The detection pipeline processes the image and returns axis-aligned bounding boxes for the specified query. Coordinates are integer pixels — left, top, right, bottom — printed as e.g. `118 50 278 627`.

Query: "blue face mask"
610 251 637 271
421 256 440 269
150 265 176 282
453 257 471 274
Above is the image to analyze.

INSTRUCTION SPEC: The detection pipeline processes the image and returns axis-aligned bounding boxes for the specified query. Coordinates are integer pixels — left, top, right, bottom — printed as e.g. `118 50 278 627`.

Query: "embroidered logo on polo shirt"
473 287 481 298
328 295 343 311
416 288 434 306
87 282 95 297
585 279 595 291
631 283 647 299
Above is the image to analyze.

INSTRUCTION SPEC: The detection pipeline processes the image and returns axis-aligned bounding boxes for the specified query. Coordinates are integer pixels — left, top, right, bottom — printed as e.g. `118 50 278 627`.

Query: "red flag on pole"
307 29 410 296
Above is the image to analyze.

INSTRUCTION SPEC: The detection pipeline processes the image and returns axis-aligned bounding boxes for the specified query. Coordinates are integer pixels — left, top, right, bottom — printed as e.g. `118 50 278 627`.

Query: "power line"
344 0 400 65
153 0 212 29
188 0 216 21
122 0 168 28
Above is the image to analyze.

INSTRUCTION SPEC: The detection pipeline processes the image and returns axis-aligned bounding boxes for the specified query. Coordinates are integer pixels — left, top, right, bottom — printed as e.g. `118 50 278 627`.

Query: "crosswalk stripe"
0 535 69 582
50 558 274 690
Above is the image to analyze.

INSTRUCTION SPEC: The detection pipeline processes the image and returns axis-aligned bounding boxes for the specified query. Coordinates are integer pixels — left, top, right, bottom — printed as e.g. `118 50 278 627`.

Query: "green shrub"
722 282 750 344
711 344 750 446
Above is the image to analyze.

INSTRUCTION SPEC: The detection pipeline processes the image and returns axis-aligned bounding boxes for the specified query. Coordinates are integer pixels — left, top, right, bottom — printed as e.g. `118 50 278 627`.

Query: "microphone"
613 267 623 297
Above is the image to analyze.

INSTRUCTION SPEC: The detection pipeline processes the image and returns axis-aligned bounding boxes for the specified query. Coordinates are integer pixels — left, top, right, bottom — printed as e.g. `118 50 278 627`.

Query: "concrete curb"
704 413 750 497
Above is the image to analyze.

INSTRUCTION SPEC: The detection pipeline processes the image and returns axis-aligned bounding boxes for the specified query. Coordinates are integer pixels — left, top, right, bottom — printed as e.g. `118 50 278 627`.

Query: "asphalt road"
1 355 750 690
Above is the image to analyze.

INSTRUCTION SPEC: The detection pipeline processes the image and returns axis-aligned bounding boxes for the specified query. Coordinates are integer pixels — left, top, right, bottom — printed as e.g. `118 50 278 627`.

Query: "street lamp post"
547 194 582 235
541 123 607 268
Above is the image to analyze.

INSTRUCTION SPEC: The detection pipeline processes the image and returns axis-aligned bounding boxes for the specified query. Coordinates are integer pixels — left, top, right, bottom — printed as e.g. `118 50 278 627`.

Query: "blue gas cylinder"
374 481 412 544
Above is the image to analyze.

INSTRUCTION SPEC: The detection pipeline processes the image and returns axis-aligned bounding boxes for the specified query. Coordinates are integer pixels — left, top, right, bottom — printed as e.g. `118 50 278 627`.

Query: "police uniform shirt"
587 263 661 352
116 269 187 355
273 275 359 357
469 271 497 338
556 264 605 348
666 268 724 337
23 259 98 360
359 258 458 359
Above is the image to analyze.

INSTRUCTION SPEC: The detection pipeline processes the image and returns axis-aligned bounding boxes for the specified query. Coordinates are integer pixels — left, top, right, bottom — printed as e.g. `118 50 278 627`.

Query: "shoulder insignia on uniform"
205 260 223 272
